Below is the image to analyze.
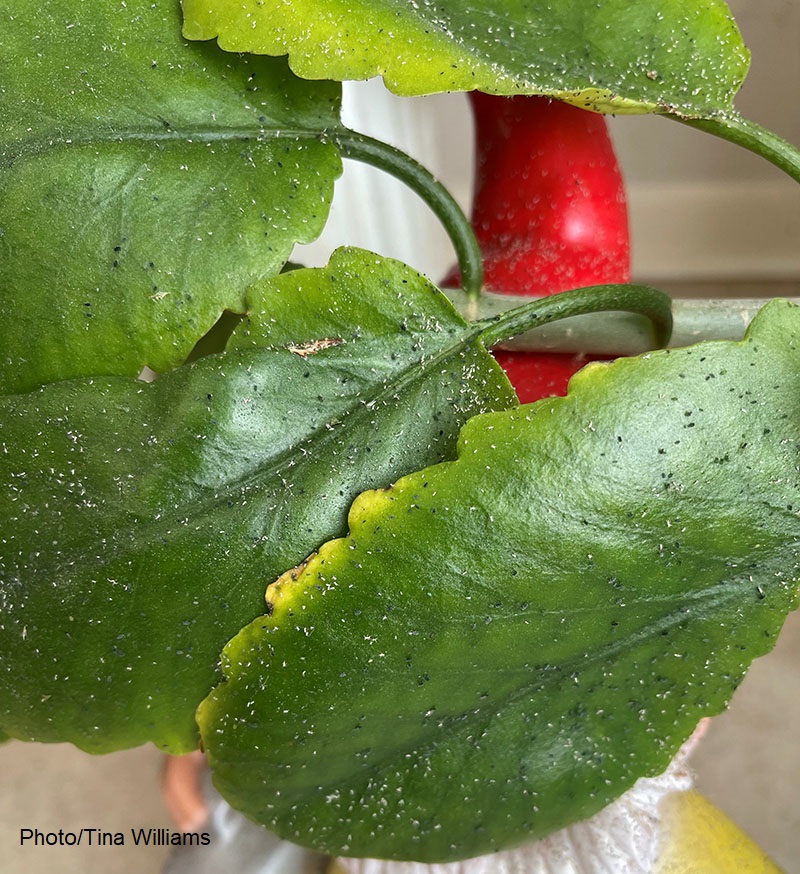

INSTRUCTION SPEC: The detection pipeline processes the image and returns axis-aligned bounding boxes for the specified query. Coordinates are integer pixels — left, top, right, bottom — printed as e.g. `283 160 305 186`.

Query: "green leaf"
182 0 749 114
0 249 515 753
199 300 800 862
0 0 341 395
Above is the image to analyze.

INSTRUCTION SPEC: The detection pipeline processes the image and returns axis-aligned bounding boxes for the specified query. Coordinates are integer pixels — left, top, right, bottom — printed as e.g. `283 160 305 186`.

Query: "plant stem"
447 290 797 354
329 128 484 299
474 284 673 350
679 112 800 185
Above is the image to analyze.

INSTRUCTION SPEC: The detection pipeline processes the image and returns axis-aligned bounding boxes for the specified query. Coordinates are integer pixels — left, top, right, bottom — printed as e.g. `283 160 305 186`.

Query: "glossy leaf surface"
182 0 748 114
0 250 515 752
0 0 341 394
201 300 800 862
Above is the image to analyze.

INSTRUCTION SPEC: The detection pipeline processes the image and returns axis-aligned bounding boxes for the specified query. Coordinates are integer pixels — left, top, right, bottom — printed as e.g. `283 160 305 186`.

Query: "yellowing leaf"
0 250 514 752
182 0 749 114
200 300 800 862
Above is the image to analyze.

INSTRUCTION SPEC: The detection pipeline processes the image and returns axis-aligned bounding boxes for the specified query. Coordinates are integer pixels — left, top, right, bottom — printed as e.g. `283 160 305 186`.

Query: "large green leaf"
0 249 515 753
200 299 800 862
0 0 341 395
182 0 749 114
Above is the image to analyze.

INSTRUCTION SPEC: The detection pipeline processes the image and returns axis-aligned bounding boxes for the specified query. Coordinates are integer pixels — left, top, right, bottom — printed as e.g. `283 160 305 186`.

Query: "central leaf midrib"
15 323 488 584
1 124 341 168
256 576 769 807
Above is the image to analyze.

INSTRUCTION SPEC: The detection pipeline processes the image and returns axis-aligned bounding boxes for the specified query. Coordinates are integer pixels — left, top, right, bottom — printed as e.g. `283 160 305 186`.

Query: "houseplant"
1 0 799 869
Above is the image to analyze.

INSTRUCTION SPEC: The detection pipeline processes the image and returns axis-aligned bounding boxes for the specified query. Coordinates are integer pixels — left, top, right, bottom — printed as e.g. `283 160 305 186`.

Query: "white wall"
295 0 800 285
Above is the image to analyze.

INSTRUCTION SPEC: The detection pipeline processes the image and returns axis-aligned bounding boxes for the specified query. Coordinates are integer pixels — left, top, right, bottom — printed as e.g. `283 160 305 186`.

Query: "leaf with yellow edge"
199 300 800 862
0 249 515 753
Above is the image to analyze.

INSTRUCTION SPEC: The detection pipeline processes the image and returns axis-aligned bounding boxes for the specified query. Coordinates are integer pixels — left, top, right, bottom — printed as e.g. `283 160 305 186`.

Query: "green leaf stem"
0 0 341 394
326 129 484 298
681 111 800 186
0 250 516 752
474 283 672 351
200 300 800 862
182 0 749 114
